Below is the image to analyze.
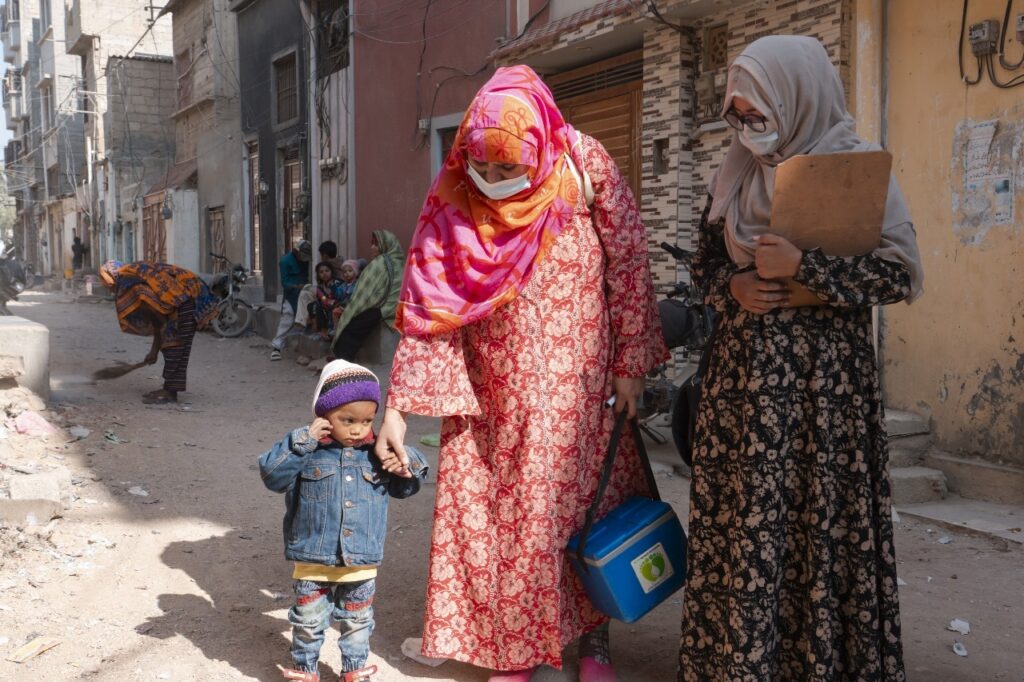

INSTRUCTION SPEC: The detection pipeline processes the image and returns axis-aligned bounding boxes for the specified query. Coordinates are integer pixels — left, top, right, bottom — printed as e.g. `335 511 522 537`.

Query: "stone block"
0 355 24 379
0 498 63 525
355 324 400 366
0 317 50 399
889 466 948 505
9 470 73 508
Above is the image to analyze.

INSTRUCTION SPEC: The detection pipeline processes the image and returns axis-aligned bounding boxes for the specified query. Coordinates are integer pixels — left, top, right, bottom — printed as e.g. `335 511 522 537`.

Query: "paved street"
0 291 1021 681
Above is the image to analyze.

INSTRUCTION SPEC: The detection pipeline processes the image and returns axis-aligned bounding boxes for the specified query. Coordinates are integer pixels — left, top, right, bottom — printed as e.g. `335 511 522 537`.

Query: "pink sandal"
488 668 537 682
341 665 378 682
279 668 318 682
579 656 617 682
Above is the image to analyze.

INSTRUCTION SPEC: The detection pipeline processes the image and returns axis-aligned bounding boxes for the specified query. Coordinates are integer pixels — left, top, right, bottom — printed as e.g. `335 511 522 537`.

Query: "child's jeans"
288 578 375 674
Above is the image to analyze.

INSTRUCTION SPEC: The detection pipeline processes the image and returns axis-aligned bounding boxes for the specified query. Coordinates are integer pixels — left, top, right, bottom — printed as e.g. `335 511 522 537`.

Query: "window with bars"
274 53 298 125
176 47 193 110
41 84 54 130
247 142 262 274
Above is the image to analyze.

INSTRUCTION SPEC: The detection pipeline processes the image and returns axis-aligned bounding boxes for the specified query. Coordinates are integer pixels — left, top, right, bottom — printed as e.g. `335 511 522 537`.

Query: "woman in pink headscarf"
375 66 668 681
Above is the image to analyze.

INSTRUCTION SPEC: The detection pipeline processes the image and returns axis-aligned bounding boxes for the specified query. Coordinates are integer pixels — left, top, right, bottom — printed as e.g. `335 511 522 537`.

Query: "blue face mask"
466 164 532 200
738 119 781 156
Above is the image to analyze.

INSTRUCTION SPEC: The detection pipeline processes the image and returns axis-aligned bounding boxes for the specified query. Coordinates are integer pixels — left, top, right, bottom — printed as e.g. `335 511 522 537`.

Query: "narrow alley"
0 291 1021 681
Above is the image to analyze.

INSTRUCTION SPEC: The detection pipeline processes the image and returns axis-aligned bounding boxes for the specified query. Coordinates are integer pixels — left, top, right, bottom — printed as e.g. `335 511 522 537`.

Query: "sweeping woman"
100 260 218 404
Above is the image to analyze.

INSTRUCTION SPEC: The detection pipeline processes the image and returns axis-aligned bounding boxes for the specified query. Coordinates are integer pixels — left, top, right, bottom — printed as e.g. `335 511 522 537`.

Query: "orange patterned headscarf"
396 65 585 336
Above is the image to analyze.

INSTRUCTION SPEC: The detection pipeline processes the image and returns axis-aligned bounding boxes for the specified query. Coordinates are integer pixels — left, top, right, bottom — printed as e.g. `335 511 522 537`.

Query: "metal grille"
704 23 729 70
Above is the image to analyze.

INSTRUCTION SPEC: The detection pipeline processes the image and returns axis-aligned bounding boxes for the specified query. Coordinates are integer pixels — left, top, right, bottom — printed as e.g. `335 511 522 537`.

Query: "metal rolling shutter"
548 50 643 198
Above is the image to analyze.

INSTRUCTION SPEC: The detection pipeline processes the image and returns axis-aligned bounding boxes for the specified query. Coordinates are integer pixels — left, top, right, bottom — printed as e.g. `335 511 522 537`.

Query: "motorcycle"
0 241 29 316
640 242 716 467
207 252 255 337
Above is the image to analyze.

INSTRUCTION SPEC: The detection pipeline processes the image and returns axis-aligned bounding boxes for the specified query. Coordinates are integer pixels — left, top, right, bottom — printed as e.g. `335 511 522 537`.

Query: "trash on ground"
938 536 953 544
5 635 61 663
88 535 116 549
891 508 900 523
127 486 149 497
401 637 446 667
897 577 908 586
927 576 933 582
103 430 127 444
947 618 970 635
13 412 60 437
68 425 91 441
0 426 7 439
952 640 968 657
419 434 441 447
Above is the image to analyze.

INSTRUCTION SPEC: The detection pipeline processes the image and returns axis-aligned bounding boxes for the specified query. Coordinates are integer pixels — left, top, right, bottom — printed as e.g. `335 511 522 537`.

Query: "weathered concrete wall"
0 317 50 400
882 0 1024 466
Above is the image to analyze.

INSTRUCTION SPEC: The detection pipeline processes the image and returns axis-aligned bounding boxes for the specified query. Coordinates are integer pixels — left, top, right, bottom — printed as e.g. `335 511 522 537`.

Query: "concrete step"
889 466 948 505
924 450 1024 506
897 493 1024 545
888 433 933 468
883 408 930 437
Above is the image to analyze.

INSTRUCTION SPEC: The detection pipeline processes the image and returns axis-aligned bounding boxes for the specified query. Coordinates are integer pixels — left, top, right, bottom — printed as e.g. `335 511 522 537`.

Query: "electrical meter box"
969 19 1000 55
1016 13 1024 42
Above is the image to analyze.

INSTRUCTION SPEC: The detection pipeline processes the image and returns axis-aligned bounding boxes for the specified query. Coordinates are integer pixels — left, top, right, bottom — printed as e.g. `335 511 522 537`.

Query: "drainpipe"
303 0 321 272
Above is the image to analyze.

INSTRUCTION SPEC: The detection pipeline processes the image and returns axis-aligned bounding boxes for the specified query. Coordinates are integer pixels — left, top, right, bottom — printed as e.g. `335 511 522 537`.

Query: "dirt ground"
0 290 1021 681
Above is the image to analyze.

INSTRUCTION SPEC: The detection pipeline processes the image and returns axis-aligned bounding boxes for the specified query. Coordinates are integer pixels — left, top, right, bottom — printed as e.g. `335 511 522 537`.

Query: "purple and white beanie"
312 359 381 417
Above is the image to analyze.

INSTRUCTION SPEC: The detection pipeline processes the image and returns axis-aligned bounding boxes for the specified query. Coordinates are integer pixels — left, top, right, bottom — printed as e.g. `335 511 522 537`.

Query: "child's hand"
309 418 333 443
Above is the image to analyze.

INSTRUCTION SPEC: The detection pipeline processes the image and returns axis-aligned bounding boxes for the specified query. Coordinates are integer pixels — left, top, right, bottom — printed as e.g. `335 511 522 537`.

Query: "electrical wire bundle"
959 0 1024 88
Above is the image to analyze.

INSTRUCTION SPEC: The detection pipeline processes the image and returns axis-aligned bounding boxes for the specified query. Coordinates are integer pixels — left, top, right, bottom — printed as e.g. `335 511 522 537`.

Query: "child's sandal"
341 664 377 682
279 667 319 682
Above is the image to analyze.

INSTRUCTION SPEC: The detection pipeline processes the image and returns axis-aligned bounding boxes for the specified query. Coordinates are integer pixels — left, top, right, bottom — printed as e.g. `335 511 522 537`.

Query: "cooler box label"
630 541 674 594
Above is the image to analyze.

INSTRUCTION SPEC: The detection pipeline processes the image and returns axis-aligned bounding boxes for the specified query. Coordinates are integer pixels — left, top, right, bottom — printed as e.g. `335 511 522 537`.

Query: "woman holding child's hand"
376 66 667 681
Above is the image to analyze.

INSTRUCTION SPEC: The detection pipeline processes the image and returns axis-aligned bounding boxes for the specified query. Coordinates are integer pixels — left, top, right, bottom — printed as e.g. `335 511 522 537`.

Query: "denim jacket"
259 427 428 566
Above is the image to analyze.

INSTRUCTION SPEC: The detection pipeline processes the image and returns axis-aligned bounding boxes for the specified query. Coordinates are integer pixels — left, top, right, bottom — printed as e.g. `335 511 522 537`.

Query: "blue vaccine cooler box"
567 496 687 623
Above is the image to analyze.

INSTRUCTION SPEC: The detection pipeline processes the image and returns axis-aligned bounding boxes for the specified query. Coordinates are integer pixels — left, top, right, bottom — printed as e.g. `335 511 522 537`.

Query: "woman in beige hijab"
678 36 921 681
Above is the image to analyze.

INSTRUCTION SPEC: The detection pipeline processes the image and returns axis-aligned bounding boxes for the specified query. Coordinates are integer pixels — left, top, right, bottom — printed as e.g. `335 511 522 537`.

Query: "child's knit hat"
312 359 381 417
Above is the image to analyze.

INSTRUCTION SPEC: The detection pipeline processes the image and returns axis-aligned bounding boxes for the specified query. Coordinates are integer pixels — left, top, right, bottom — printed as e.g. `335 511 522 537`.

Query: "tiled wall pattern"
640 26 693 291
498 0 851 298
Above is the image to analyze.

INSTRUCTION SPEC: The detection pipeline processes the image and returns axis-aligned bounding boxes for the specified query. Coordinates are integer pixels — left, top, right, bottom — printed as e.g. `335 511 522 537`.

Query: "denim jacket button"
345 475 353 482
344 500 353 508
343 528 353 537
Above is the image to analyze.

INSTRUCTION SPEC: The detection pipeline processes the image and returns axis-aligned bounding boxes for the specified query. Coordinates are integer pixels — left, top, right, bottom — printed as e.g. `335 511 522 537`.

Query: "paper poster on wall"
992 175 1013 224
964 119 997 183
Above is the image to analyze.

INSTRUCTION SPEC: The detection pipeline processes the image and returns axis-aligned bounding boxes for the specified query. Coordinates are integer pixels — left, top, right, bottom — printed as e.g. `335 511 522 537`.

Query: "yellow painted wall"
882 0 1024 465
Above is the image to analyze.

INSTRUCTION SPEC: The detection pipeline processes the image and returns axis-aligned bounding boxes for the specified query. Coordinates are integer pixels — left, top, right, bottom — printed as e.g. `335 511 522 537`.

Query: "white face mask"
738 119 781 156
466 164 531 201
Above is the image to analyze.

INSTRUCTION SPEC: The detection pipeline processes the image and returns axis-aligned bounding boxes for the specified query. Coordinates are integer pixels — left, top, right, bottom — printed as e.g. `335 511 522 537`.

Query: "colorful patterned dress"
387 136 668 671
677 201 909 680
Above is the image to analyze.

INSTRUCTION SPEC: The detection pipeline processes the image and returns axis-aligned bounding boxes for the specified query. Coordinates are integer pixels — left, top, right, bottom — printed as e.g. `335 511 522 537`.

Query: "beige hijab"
708 36 923 303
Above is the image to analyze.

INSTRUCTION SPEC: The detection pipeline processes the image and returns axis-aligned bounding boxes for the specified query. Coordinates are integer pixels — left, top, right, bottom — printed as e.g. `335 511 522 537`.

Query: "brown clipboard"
769 150 892 306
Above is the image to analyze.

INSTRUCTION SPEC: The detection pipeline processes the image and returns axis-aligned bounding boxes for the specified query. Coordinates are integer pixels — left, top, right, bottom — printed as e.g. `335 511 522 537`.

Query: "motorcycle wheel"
211 299 252 338
670 386 694 468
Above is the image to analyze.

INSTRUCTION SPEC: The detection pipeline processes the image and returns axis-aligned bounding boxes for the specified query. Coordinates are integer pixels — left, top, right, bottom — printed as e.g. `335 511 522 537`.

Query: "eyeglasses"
723 109 769 133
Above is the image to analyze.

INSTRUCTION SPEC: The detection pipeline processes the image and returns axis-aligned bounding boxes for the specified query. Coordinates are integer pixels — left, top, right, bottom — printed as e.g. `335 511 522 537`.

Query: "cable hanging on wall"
959 0 1024 87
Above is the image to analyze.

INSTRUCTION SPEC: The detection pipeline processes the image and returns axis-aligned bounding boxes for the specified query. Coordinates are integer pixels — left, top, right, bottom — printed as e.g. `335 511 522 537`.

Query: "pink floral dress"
387 135 668 671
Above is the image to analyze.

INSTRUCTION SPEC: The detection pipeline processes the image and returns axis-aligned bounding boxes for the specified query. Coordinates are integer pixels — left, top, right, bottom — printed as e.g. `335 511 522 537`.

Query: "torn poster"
992 175 1013 224
964 119 997 183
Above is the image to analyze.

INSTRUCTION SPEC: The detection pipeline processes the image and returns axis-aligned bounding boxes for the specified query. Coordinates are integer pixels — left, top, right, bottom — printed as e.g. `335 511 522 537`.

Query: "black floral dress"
678 199 909 681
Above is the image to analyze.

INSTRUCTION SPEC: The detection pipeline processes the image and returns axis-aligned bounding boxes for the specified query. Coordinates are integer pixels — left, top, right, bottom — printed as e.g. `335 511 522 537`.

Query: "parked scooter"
0 241 29 316
640 242 716 467
207 252 255 337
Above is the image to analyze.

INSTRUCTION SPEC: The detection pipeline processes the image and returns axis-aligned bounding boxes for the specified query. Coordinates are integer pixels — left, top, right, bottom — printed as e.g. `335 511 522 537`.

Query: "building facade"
102 54 177 263
230 0 309 299
158 0 243 275
64 0 173 266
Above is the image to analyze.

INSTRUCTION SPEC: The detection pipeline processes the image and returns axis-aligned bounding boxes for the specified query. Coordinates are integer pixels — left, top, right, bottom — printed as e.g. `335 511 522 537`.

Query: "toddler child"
259 360 428 682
